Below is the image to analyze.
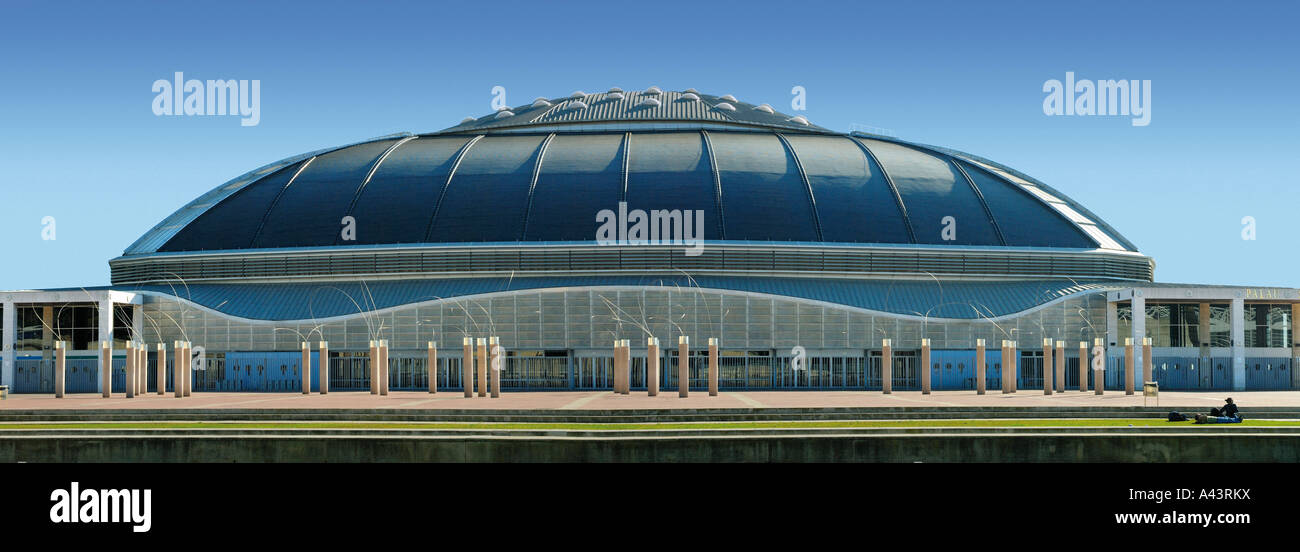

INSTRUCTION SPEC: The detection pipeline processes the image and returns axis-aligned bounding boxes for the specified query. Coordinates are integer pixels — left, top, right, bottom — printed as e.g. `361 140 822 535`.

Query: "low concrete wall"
2 434 1296 462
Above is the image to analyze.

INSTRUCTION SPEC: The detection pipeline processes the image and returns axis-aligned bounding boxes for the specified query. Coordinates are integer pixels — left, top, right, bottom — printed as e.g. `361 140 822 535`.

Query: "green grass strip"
0 419 1296 431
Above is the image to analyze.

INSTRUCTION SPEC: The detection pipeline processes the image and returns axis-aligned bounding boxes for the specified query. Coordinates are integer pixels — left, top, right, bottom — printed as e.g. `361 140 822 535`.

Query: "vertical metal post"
920 338 931 395
975 338 986 395
708 338 718 397
647 337 659 397
678 336 689 398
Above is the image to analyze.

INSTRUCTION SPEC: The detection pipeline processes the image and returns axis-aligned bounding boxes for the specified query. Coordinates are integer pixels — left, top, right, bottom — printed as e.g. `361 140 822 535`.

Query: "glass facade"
1116 302 1292 348
12 304 133 351
1246 303 1291 348
1209 303 1232 347
141 288 1108 354
1143 303 1201 347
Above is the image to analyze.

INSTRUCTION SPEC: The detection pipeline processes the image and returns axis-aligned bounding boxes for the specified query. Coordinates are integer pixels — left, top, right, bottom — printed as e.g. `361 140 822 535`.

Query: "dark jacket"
1221 402 1239 418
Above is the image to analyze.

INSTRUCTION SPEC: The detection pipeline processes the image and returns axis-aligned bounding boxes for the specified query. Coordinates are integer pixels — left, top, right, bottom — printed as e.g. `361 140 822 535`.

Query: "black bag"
1168 411 1187 422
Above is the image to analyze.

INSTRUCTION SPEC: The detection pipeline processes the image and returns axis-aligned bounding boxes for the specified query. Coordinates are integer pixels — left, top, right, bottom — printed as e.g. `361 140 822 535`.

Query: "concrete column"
1198 302 1212 358
1106 300 1118 349
647 338 660 397
708 338 719 397
975 339 986 395
612 340 623 394
131 342 140 396
1292 304 1300 390
920 338 931 395
369 340 379 395
1008 341 1018 393
626 340 635 394
132 342 142 397
173 341 183 398
1041 338 1053 396
98 298 113 394
138 345 146 396
301 342 311 395
183 342 192 396
54 341 66 398
1132 295 1145 385
1055 340 1066 393
477 338 487 398
678 336 689 398
625 340 634 394
1142 337 1153 388
881 339 892 394
1000 340 1010 394
1231 298 1245 391
1078 341 1087 392
489 337 500 398
100 341 111 398
1 300 14 389
156 343 166 396
125 342 136 399
133 306 144 394
380 340 389 396
1093 338 1105 395
427 341 436 394
319 341 330 395
462 337 473 398
1125 337 1135 395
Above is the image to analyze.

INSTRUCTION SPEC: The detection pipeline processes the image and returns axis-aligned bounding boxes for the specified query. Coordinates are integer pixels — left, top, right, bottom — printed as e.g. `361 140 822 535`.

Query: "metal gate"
1245 357 1292 390
13 358 104 393
216 352 317 392
500 354 569 389
1018 351 1044 390
867 350 918 391
328 354 367 390
1151 356 1201 390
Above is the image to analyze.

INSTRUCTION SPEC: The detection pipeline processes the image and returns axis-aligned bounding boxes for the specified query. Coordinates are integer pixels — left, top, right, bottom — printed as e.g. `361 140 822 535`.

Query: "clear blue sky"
1 0 1296 290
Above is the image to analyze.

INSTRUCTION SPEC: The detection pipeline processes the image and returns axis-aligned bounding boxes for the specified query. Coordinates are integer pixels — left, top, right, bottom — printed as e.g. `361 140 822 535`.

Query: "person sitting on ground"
1210 397 1239 419
1196 398 1243 424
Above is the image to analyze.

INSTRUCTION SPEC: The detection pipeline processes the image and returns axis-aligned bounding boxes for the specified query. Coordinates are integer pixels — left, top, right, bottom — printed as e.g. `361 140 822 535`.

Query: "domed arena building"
2 87 1297 394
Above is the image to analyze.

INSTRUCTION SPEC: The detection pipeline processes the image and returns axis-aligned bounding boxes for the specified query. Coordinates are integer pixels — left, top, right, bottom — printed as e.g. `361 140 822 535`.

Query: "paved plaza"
1 389 1295 411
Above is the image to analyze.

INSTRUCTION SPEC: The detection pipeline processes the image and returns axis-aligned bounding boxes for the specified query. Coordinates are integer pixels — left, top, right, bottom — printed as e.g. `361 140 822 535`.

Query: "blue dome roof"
125 90 1136 255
